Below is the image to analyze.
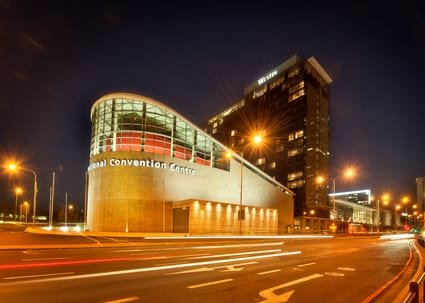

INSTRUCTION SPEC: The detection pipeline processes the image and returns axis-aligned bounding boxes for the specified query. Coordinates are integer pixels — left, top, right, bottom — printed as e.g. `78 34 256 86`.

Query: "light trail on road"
0 250 302 286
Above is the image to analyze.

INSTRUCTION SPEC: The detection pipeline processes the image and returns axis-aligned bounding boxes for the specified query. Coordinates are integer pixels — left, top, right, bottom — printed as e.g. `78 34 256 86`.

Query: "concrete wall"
87 151 293 233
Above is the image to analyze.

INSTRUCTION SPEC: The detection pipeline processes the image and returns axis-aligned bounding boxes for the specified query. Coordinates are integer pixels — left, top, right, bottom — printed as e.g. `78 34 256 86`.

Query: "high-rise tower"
205 55 332 222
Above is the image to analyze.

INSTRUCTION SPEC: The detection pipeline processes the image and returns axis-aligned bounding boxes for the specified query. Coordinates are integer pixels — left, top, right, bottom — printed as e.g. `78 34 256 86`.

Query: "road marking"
337 267 355 271
260 290 294 303
104 296 139 303
259 273 324 302
192 242 284 249
220 265 244 272
3 272 74 280
168 262 257 275
187 249 281 259
325 272 345 277
188 278 234 289
297 262 316 267
258 269 281 275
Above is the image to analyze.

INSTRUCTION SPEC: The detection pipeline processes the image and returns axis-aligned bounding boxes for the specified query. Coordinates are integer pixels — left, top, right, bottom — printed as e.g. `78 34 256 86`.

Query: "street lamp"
8 163 38 224
65 204 73 227
402 196 410 226
316 168 355 232
227 133 263 234
316 176 336 227
14 187 23 222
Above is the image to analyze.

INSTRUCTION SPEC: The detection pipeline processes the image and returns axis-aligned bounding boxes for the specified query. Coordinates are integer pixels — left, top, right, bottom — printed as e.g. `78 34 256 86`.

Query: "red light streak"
0 255 161 270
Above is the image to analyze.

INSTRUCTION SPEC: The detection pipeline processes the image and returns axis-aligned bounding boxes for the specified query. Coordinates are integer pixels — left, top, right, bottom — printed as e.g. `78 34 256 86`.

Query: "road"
0 224 418 303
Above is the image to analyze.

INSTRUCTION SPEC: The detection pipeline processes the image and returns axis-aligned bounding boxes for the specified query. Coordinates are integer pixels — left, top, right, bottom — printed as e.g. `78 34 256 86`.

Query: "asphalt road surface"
0 224 418 303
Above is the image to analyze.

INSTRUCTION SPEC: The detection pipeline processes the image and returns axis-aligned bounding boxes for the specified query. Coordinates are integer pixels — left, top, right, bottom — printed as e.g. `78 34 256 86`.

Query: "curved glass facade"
87 93 294 233
90 94 229 170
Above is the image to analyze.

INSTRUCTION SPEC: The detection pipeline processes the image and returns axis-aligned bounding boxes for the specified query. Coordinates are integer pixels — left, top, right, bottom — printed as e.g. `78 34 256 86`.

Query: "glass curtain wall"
90 97 229 170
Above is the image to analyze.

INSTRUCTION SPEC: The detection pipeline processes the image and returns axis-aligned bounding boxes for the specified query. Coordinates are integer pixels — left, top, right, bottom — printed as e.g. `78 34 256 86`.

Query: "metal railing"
403 268 425 303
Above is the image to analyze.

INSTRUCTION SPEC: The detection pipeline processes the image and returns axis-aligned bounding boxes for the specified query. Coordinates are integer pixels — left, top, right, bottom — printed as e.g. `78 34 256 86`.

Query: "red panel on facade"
145 133 171 155
116 132 142 151
196 157 210 166
175 145 192 160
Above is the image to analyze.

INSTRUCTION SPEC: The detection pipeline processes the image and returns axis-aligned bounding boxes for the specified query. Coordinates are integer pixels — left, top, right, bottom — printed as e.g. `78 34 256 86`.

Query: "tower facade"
205 55 332 220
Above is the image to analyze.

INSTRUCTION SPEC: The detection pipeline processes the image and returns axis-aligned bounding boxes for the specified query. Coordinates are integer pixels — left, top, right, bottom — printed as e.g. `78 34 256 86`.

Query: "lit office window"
288 130 304 141
288 147 304 157
287 180 304 189
288 89 305 102
288 171 303 181
289 80 305 94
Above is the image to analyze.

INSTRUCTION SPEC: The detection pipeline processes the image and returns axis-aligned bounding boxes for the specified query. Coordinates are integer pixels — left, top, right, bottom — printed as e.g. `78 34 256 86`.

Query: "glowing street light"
14 187 23 222
401 196 410 225
316 168 356 232
8 163 38 224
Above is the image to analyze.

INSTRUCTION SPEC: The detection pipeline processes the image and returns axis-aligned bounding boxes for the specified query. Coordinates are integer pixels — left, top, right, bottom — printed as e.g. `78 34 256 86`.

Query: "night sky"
1 0 424 213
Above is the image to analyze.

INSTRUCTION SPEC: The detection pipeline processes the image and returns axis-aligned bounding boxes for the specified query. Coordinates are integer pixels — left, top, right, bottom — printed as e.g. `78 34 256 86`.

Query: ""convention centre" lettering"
88 158 196 175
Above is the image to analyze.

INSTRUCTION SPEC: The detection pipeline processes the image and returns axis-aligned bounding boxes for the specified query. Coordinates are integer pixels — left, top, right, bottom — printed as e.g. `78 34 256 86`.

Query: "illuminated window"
269 161 276 169
288 147 303 157
231 130 237 137
288 67 300 78
256 158 266 165
288 171 303 181
288 130 304 141
289 81 305 94
253 86 267 99
287 180 304 188
269 77 284 90
289 89 305 102
295 130 304 138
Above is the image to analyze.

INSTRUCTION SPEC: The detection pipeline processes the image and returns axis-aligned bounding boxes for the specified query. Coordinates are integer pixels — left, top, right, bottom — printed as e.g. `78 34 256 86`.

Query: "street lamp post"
65 192 69 227
8 164 38 224
316 176 336 230
316 168 355 233
14 187 23 222
402 196 410 227
228 134 263 235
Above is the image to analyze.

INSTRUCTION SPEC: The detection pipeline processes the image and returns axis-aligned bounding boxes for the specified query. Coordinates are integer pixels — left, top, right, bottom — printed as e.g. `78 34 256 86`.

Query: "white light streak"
187 249 281 259
3 251 301 286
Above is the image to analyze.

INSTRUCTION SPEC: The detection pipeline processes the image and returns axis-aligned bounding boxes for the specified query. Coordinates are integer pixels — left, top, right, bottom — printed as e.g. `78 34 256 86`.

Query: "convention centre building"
87 92 294 234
